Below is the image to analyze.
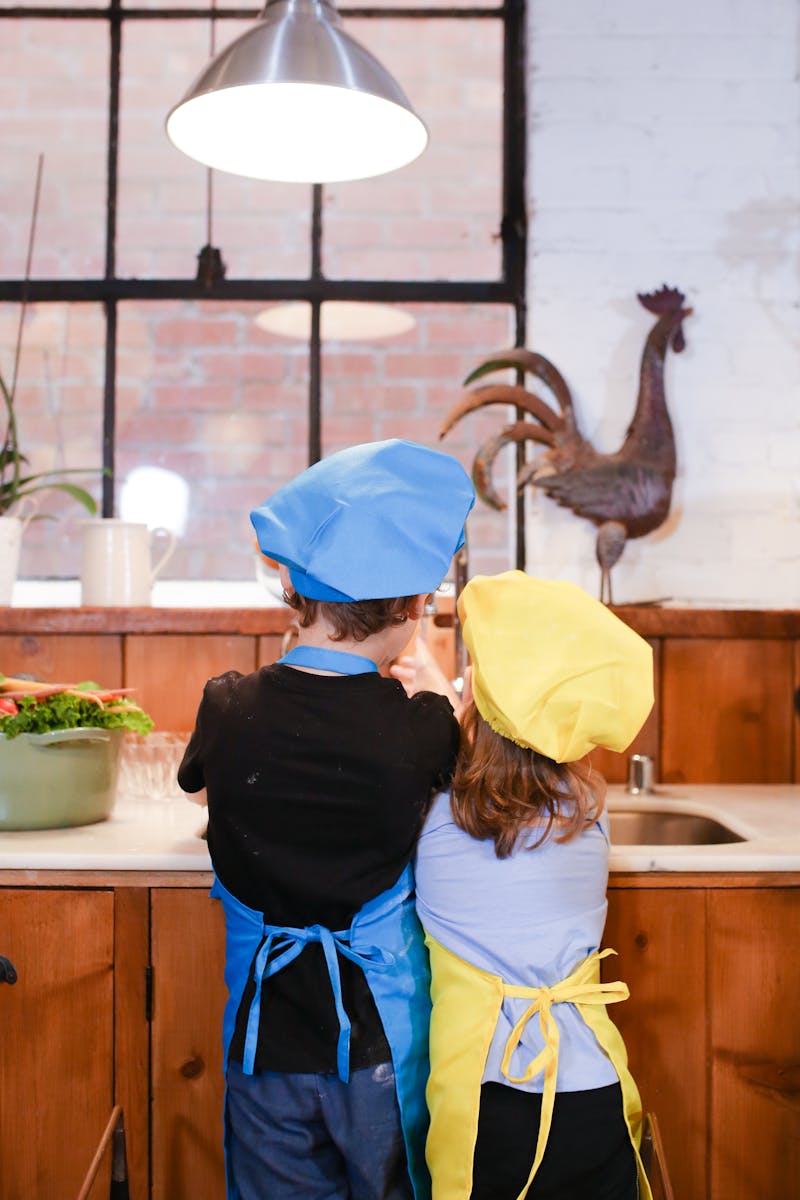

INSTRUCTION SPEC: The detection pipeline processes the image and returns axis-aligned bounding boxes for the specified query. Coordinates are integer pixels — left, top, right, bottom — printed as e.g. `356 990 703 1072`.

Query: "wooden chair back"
640 1111 675 1200
76 1105 130 1200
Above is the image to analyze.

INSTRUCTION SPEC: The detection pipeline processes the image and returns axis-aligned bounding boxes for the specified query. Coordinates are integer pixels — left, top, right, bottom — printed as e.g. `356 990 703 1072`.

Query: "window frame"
0 0 528 568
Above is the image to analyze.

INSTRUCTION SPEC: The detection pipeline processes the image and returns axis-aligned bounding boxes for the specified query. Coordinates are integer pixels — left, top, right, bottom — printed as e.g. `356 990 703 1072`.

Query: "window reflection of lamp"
119 467 190 538
254 301 416 342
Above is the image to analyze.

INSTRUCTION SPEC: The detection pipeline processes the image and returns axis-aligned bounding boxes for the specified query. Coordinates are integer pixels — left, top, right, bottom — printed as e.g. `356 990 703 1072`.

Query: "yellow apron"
424 934 652 1200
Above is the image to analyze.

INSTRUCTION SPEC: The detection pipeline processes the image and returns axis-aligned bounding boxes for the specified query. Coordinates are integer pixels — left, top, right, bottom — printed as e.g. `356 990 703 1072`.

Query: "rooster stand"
440 285 692 605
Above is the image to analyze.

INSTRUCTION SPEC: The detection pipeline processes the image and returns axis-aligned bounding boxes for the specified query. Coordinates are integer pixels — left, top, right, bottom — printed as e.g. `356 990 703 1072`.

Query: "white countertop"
0 784 798 874
0 792 212 873
604 784 800 872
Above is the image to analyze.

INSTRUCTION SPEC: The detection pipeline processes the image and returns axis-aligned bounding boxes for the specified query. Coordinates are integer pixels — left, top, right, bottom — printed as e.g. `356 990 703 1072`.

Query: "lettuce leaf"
0 693 154 739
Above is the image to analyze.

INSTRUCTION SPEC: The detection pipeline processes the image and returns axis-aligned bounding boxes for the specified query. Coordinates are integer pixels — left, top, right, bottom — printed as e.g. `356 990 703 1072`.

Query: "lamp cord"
196 0 226 286
206 0 216 250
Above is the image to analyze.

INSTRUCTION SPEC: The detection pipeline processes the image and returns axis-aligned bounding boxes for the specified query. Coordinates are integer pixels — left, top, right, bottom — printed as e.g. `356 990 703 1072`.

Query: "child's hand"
390 641 463 713
389 655 417 696
183 786 208 808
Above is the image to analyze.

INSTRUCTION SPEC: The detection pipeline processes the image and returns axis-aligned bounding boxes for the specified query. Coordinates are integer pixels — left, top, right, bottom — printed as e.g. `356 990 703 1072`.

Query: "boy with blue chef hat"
178 439 475 1200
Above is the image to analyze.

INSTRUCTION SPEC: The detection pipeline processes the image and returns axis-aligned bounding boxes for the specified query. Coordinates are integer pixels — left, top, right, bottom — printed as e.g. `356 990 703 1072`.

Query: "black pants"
471 1081 638 1200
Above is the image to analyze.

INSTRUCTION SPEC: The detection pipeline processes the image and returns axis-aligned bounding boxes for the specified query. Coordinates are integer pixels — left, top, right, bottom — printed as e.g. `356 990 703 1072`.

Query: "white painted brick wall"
519 0 800 606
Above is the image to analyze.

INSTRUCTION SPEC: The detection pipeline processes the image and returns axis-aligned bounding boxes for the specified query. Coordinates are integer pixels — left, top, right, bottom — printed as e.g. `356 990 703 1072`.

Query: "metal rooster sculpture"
440 285 693 604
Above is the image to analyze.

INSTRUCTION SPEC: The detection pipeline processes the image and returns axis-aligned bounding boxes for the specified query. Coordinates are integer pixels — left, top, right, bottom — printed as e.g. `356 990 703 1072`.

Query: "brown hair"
449 701 604 858
284 591 415 642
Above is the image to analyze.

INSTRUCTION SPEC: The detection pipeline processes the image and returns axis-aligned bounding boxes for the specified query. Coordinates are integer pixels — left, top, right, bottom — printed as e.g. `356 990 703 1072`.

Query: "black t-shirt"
178 663 459 1073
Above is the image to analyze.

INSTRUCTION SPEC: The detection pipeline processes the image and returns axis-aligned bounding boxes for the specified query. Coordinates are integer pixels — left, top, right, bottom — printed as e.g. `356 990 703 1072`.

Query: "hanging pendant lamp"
166 0 428 184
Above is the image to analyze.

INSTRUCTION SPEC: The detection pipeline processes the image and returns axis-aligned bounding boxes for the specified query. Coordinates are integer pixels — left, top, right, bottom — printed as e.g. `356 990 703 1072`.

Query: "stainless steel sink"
608 809 745 845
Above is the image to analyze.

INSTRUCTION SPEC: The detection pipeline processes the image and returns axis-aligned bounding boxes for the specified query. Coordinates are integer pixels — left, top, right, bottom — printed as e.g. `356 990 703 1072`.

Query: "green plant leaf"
0 359 106 516
10 466 102 486
11 481 98 513
0 446 28 469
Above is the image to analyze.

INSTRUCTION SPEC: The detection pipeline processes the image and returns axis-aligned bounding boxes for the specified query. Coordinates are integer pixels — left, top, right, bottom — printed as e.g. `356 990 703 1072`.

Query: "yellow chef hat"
458 571 654 763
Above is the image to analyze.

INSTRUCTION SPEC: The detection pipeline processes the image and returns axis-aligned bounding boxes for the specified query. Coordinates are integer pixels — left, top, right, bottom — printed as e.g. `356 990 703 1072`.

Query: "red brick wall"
1 10 516 584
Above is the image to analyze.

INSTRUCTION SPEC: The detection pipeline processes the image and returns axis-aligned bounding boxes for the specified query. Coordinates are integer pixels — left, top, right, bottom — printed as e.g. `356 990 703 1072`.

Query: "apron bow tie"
499 948 630 1194
243 921 395 1081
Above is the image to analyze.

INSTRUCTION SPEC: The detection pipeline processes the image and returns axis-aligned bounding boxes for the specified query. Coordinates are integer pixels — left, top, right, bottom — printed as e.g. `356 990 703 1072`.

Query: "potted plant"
0 674 154 830
1 363 101 603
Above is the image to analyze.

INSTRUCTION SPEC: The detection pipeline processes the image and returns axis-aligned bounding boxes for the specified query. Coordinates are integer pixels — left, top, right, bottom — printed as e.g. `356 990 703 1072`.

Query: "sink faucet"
626 753 655 794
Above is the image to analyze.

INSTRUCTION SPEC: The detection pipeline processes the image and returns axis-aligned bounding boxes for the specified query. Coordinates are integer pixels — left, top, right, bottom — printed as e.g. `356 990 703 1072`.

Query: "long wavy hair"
450 701 604 858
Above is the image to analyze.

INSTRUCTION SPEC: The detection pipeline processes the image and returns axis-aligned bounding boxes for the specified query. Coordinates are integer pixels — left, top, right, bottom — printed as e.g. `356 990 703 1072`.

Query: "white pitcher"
80 519 176 606
0 501 39 606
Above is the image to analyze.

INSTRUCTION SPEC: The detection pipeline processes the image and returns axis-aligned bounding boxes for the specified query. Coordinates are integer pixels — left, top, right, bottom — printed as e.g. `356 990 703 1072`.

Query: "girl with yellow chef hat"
412 571 655 1200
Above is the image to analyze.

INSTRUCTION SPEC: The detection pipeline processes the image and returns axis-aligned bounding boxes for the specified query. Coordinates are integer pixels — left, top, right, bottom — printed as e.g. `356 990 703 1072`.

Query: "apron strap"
242 920 395 1080
500 948 630 1198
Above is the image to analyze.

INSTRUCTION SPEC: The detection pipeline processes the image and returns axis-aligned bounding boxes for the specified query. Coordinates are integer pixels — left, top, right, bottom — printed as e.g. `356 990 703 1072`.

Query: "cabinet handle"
0 954 18 984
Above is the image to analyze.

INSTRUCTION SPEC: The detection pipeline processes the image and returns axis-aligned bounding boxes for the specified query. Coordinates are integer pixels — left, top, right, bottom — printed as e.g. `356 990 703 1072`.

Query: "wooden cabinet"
660 639 795 784
126 636 258 731
604 876 800 1200
1 870 798 1198
150 889 227 1200
603 884 707 1199
707 888 800 1200
0 881 226 1200
0 888 116 1199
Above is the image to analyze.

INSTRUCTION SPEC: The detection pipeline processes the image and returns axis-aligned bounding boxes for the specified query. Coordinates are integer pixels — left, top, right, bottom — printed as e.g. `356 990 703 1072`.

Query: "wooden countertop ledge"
3 606 800 638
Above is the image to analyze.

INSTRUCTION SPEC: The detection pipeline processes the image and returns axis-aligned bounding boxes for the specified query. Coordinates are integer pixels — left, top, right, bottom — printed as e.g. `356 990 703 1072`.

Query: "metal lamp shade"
166 0 429 183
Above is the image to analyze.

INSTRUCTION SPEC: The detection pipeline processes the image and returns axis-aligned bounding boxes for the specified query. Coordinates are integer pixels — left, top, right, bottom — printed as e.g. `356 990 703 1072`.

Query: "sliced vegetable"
0 673 153 739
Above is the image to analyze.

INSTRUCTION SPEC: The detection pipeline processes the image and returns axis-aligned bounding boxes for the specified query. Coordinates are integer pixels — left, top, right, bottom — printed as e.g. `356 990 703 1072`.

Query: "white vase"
0 516 23 605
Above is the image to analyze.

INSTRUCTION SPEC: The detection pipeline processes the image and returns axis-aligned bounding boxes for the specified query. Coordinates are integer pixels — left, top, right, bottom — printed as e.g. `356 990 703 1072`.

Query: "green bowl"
0 727 124 830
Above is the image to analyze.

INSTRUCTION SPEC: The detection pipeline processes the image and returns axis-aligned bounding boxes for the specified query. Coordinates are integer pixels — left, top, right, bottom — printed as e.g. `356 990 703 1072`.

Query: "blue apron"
211 646 432 1199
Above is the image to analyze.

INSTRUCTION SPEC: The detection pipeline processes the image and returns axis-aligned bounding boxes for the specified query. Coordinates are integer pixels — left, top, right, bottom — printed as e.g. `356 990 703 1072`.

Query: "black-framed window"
0 0 526 582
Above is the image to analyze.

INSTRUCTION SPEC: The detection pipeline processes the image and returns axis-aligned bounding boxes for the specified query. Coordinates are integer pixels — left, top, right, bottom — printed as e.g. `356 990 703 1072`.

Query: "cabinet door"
0 632 123 689
661 639 794 782
0 888 115 1199
604 886 707 1200
125 635 256 731
151 888 227 1200
708 888 800 1200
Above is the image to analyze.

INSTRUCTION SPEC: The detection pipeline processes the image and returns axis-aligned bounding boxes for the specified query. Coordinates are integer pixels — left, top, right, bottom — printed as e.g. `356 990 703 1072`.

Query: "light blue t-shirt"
415 791 619 1094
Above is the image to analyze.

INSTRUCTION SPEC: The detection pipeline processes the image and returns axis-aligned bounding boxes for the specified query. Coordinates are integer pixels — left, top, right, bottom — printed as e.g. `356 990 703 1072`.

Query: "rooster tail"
463 349 574 420
473 421 556 511
439 383 565 441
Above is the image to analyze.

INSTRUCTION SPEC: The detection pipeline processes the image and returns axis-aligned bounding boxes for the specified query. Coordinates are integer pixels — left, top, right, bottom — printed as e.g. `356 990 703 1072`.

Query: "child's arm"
390 638 463 715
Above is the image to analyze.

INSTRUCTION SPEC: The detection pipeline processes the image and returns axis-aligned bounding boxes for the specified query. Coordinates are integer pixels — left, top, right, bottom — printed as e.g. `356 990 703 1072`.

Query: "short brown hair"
449 701 604 858
284 590 415 642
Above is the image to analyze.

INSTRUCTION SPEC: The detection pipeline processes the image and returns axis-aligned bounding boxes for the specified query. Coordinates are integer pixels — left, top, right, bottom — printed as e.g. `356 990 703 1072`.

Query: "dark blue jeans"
226 1060 414 1200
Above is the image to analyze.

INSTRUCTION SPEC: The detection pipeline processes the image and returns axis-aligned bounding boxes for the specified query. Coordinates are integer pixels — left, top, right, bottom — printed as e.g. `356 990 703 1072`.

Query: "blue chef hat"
250 439 475 602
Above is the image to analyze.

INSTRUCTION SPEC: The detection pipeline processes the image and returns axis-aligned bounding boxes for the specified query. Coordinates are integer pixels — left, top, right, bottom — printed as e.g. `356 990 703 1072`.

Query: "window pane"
344 0 493 8
0 0 93 6
0 302 105 578
0 20 108 278
319 302 516 578
119 21 311 279
128 0 488 8
117 300 308 580
323 19 503 281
